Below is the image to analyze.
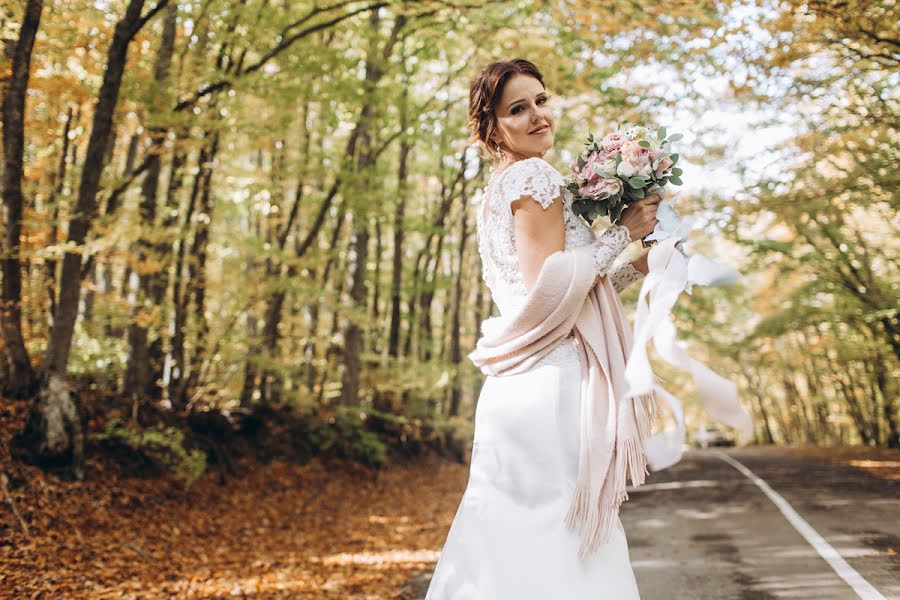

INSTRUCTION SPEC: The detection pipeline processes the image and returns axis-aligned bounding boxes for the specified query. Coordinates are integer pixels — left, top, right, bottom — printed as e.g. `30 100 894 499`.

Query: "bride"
424 58 662 599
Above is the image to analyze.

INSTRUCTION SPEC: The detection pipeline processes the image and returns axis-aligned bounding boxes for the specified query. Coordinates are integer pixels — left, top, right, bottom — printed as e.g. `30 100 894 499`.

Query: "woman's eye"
512 97 547 114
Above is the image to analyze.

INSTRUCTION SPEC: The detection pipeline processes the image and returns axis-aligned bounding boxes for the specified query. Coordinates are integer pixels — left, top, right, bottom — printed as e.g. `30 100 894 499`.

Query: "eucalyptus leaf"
628 176 646 189
670 153 679 164
671 167 683 176
658 126 666 140
638 140 651 148
668 133 683 142
669 176 683 185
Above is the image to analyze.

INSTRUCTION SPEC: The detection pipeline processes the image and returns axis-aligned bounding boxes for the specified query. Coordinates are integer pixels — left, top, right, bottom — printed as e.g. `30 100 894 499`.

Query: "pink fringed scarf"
467 244 662 560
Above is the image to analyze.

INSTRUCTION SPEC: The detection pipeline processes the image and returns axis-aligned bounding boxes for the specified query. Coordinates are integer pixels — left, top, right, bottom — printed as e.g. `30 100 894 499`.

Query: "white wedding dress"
424 157 646 600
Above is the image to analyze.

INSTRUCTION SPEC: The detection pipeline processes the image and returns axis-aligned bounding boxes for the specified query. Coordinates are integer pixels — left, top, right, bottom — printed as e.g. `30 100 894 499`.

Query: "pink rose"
601 133 625 154
578 151 615 182
617 140 653 178
580 175 622 200
620 140 650 163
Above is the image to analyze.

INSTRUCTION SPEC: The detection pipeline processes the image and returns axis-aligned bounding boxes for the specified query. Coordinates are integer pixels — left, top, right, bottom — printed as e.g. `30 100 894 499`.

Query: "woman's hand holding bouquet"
567 125 683 247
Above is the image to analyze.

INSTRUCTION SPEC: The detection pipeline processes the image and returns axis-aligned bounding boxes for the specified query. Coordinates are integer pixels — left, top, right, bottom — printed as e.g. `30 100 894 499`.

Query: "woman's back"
474 156 640 367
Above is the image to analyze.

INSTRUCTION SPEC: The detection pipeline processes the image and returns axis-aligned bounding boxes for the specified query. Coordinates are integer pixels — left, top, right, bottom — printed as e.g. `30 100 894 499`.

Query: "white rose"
617 160 637 178
600 158 618 174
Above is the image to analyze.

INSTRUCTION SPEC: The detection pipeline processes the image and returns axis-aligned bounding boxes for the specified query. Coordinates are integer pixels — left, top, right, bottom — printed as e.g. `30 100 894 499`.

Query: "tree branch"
174 1 390 112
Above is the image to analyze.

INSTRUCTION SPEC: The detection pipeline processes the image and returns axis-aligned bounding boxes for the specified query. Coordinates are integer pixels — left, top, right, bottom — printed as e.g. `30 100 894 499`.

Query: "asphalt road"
405 447 899 599
621 447 897 599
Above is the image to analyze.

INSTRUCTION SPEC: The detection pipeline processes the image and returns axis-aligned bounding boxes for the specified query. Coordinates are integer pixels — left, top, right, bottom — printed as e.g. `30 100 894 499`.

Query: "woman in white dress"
424 59 662 600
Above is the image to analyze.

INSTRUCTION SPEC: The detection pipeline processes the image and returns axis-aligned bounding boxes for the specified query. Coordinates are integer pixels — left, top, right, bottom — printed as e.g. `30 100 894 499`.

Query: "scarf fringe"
565 390 662 560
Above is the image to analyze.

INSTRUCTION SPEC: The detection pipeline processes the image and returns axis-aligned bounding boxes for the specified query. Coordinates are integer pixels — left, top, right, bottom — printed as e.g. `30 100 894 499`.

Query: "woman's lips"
530 125 549 134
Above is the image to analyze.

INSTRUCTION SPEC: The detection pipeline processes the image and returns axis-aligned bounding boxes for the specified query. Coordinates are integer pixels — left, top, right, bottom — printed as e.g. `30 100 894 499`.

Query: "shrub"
308 406 387 468
94 419 207 488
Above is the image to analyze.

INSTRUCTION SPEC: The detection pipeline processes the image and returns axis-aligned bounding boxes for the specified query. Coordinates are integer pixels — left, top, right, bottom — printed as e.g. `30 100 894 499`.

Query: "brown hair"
467 58 545 162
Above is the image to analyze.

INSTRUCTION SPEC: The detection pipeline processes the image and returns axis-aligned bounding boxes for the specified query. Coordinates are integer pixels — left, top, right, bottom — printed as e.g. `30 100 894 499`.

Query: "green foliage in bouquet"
567 126 684 228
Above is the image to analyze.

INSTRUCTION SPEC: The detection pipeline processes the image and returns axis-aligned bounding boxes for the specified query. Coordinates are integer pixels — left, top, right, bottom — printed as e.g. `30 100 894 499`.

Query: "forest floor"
1 398 898 600
1 442 469 599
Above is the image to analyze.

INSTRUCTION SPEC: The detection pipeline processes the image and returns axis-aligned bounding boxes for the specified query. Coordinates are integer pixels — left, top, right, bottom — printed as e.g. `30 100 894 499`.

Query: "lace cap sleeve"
497 157 565 211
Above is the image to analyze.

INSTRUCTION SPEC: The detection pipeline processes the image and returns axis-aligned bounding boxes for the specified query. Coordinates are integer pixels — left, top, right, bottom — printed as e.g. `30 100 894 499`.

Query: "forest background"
0 0 896 518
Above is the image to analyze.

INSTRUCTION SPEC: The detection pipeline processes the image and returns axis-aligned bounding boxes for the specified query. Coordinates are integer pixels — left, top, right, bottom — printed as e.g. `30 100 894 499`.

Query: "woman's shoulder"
494 156 565 209
500 156 563 180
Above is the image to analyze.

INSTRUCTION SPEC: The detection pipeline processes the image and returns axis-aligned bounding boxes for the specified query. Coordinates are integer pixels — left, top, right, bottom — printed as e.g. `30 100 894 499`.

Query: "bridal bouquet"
563 126 753 471
566 125 683 246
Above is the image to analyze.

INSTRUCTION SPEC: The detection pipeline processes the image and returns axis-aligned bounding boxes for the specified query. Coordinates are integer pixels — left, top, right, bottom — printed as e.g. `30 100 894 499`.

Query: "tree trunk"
44 106 78 330
180 131 220 406
304 204 347 392
0 0 42 397
339 10 385 407
448 153 473 418
168 133 209 409
28 0 165 476
124 1 178 401
388 119 410 359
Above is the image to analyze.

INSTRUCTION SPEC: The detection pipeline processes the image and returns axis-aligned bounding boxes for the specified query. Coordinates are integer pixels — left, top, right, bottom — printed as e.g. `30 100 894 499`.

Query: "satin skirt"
424 359 641 600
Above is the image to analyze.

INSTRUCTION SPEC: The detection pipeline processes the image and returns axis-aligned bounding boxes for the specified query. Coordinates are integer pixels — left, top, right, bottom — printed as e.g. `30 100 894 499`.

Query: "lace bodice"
475 156 645 368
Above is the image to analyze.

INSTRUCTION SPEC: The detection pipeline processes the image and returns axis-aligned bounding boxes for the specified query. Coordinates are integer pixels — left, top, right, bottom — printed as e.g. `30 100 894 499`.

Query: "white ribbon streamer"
623 201 753 472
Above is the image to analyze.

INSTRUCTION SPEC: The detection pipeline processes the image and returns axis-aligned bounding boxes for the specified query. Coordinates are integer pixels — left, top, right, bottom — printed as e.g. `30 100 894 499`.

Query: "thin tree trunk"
339 9 396 406
124 1 178 401
448 153 474 417
388 119 410 359
180 130 220 407
304 204 347 392
0 0 42 397
168 136 207 409
44 105 76 331
157 132 186 403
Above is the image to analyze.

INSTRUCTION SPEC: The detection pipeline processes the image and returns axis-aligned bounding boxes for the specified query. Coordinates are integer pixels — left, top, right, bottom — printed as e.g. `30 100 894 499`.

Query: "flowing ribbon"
624 201 753 471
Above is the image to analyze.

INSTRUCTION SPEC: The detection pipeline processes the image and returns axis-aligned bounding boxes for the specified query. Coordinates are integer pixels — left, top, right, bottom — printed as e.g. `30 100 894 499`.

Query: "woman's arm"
590 223 633 287
511 191 566 292
608 255 647 293
594 244 649 292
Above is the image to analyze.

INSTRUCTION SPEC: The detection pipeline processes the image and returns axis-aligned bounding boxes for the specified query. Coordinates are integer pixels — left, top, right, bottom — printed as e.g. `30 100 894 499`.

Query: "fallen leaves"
1 450 470 598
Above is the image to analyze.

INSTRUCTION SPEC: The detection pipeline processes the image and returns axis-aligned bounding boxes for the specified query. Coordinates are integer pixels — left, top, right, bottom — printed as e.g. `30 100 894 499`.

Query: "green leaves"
638 140 651 147
628 176 647 189
657 126 667 139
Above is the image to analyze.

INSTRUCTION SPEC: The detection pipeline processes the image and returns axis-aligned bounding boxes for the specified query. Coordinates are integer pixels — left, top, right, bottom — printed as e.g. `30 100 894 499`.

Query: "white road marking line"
712 450 887 600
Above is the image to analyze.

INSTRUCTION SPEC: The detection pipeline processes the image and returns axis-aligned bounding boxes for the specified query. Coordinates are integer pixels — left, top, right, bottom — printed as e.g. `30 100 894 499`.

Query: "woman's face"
492 73 556 161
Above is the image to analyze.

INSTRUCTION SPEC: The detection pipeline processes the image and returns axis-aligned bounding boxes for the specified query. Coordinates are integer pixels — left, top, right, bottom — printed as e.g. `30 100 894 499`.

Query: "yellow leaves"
128 303 162 329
